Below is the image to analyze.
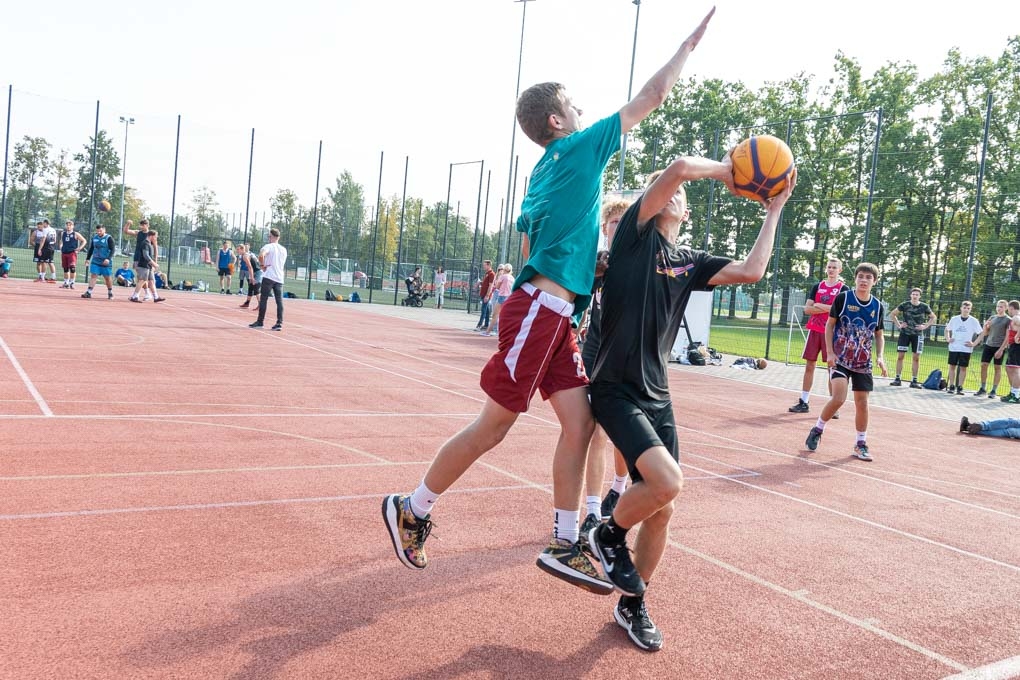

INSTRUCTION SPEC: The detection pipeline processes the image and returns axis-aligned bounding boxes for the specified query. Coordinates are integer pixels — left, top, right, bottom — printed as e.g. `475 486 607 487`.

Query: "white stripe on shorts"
505 299 542 382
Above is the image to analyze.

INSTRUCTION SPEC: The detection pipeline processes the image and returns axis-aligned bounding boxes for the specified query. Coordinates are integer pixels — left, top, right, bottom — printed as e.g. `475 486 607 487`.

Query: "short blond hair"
601 199 630 223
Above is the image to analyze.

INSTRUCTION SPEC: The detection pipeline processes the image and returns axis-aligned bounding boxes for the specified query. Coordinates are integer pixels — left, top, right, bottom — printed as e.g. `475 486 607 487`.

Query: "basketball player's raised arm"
618 7 714 134
708 169 797 286
637 156 731 225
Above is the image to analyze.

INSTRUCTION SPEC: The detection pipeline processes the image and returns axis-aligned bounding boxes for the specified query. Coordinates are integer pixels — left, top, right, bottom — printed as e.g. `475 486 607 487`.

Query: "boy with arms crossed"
588 161 795 650
383 9 718 594
805 263 888 461
971 299 1010 397
889 288 936 388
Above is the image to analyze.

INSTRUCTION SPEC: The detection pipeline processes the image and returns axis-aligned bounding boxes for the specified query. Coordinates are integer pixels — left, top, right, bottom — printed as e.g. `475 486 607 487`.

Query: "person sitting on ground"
0 248 11 278
115 262 135 287
959 416 1020 439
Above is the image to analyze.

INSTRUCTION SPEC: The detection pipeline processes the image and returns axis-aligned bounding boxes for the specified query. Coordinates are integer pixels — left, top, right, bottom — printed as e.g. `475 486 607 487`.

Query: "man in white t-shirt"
945 300 984 395
250 228 288 331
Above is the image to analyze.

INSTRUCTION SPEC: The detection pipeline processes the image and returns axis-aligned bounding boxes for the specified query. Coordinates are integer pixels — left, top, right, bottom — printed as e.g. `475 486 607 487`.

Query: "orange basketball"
730 135 794 201
97 200 112 213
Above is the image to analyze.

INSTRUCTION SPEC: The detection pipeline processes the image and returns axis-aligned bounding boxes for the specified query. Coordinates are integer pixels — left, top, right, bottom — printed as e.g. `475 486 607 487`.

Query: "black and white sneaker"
271 323 282 331
80 290 92 299
889 377 902 386
249 321 264 328
589 524 645 597
805 426 823 451
959 416 970 433
614 597 663 651
600 489 620 521
788 399 809 413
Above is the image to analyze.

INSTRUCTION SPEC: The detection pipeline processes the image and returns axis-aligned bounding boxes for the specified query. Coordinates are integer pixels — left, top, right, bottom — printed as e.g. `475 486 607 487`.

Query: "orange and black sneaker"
382 494 432 569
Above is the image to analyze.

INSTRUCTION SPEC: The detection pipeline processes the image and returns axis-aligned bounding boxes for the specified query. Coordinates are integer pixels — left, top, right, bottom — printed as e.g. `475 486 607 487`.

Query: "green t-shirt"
514 113 622 315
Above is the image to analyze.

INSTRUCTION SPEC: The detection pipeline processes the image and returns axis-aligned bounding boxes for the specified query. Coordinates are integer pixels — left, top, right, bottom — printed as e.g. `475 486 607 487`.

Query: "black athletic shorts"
896 332 923 354
589 382 677 484
1007 345 1020 368
947 351 973 367
981 344 1004 365
34 246 55 264
829 364 874 392
218 267 231 277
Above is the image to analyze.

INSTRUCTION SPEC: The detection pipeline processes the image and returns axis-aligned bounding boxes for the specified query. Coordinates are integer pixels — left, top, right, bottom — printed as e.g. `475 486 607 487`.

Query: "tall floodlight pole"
617 0 641 190
116 116 135 254
500 0 535 263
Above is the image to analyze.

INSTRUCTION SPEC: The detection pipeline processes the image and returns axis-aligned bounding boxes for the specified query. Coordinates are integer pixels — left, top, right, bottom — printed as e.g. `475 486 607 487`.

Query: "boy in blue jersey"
383 8 719 593
805 263 888 461
82 225 116 300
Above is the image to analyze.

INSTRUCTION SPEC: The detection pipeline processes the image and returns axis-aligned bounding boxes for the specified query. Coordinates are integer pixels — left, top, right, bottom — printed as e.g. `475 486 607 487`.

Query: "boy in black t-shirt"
587 157 796 651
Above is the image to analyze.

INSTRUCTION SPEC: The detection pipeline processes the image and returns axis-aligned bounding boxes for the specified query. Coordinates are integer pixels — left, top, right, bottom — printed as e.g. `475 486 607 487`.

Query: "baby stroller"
401 276 430 307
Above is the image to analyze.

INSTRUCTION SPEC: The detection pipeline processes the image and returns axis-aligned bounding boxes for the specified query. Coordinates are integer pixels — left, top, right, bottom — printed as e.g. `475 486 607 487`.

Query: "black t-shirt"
133 230 150 263
581 273 605 371
591 198 731 401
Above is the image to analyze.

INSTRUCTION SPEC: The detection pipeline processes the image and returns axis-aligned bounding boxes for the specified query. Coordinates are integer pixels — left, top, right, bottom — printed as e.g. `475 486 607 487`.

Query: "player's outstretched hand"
683 7 716 52
763 167 797 210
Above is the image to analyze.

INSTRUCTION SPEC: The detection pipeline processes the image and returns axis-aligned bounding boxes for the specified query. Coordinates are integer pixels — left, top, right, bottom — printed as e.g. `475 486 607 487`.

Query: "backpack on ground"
325 289 337 302
687 341 706 366
349 291 361 303
921 369 943 390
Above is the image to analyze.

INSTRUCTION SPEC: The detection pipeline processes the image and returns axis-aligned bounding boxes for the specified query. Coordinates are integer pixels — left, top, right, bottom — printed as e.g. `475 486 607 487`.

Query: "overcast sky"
2 0 1017 232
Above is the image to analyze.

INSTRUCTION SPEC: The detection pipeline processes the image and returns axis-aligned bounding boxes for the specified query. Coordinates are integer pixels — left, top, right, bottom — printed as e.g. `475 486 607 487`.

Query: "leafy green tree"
73 130 120 227
11 135 52 229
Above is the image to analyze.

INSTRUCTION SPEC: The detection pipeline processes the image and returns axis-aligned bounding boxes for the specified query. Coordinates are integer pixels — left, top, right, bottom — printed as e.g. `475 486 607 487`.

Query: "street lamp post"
617 0 641 191
117 115 135 254
500 0 535 263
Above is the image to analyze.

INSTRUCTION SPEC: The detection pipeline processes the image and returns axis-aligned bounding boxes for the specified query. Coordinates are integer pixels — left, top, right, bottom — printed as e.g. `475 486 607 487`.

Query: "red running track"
1 278 1018 679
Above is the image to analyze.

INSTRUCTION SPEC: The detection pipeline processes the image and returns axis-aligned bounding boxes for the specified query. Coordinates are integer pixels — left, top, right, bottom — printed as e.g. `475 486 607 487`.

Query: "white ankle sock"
409 481 439 519
815 417 826 431
585 496 601 518
856 430 867 444
801 391 810 403
611 476 628 493
554 509 579 543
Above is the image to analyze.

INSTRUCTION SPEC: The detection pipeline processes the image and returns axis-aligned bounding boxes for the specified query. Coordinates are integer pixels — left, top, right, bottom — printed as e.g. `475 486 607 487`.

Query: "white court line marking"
0 412 493 422
941 655 1020 679
681 460 1020 574
0 484 536 521
680 429 1020 520
0 334 52 417
0 460 427 482
3 300 973 671
679 384 1020 472
682 439 1020 500
472 461 965 671
667 538 967 672
177 305 562 429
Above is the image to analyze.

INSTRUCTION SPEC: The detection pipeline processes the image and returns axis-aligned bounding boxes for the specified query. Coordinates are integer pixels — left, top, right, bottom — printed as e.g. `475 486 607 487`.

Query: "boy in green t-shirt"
384 8 722 594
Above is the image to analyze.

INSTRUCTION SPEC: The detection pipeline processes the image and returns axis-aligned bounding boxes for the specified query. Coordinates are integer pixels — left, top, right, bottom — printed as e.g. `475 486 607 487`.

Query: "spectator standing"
473 260 495 332
889 288 937 388
237 245 262 309
58 220 87 288
944 301 983 394
789 258 849 412
971 299 1010 397
30 220 58 283
217 241 236 294
434 266 446 309
250 228 287 331
485 264 514 336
